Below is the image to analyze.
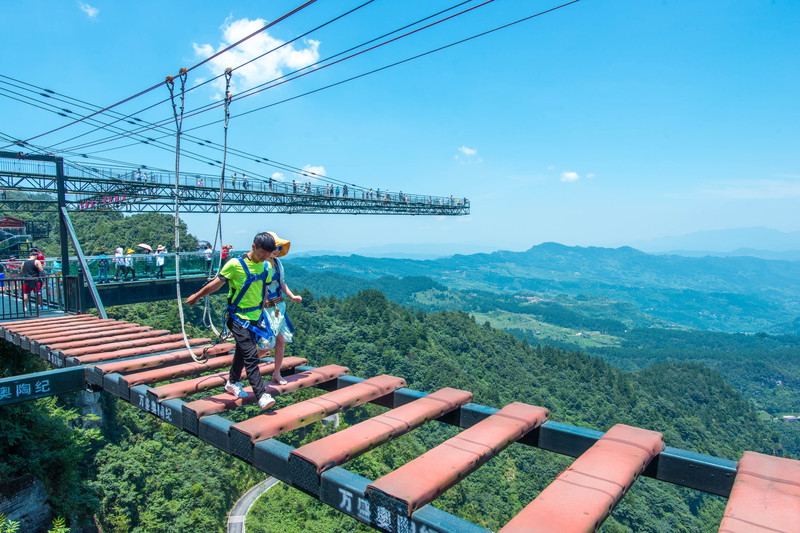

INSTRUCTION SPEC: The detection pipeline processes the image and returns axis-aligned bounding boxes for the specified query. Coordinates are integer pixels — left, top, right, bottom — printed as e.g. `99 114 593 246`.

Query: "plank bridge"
1 313 797 532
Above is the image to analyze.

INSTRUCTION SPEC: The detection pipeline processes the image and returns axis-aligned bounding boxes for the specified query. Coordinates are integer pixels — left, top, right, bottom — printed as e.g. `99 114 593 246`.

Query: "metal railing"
0 274 63 320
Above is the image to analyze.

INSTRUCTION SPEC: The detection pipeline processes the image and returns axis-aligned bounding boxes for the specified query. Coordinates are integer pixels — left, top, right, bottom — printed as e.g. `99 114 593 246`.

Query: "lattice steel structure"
0 151 470 215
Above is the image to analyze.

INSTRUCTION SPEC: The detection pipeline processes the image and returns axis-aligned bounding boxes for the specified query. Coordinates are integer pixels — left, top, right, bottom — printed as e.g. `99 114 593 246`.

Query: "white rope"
202 68 234 339
167 68 205 363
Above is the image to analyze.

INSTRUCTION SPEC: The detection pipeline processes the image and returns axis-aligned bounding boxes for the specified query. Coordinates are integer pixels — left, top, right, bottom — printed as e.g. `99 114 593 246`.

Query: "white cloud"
193 17 320 96
587 173 596 179
458 145 477 156
78 1 98 19
298 165 326 180
560 171 580 183
271 172 285 181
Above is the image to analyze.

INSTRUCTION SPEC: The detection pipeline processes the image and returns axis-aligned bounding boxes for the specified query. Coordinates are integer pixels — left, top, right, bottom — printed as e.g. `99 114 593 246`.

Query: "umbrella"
136 243 152 252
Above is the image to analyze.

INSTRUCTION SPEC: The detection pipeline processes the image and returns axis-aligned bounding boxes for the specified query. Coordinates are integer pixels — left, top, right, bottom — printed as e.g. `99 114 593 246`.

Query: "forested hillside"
3 194 198 258
286 263 800 431
1 288 789 532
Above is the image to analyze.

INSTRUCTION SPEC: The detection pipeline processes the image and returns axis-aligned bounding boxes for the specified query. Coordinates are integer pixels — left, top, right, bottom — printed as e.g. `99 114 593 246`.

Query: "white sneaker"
258 393 276 410
224 380 247 399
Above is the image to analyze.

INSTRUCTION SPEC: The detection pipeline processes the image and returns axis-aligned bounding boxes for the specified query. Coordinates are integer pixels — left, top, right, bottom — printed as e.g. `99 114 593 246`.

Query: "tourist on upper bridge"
95 251 110 284
154 245 166 278
124 249 136 281
143 249 154 278
114 247 125 281
21 251 43 312
203 243 213 272
256 231 302 387
185 232 278 411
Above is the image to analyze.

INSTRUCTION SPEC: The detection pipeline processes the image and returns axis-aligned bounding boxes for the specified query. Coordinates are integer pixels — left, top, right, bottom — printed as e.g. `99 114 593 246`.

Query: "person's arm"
186 276 226 306
280 281 302 303
35 260 44 272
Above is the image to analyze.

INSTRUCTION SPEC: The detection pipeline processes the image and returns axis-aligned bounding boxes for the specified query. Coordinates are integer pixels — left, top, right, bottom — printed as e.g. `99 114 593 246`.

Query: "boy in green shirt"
186 232 277 409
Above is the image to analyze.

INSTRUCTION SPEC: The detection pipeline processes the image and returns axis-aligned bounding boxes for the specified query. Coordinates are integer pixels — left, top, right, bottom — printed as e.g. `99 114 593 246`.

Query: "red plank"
94 343 235 374
28 323 141 344
499 424 664 533
148 356 308 401
367 402 548 516
227 374 404 443
718 451 800 533
292 387 473 475
120 355 237 388
0 314 97 330
60 333 189 356
47 329 169 351
70 338 212 364
183 364 352 419
14 318 113 335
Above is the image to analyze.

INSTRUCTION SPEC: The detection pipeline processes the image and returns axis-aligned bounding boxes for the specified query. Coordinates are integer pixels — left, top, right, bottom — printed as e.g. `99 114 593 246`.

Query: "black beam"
0 366 86 406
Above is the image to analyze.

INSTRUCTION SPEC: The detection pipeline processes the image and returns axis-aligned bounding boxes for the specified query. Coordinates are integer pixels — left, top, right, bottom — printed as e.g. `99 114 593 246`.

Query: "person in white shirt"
114 247 124 281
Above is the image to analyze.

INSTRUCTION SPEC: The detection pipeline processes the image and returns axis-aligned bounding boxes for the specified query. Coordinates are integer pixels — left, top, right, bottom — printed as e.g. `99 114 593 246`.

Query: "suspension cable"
0 0 320 151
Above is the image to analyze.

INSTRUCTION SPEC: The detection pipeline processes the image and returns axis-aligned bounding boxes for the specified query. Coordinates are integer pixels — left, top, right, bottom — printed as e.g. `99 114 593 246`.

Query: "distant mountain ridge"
292 242 800 332
630 226 800 254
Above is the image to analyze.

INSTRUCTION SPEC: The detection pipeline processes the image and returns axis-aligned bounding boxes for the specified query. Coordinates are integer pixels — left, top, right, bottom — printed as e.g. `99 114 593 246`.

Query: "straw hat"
126 248 134 254
267 231 290 257
156 245 165 251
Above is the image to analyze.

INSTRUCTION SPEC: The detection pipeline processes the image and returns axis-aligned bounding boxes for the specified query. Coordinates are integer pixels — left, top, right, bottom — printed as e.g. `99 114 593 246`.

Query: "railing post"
56 156 69 290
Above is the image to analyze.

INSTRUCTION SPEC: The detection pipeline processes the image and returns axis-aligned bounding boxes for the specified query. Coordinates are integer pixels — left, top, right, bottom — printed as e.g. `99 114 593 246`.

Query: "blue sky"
2 0 798 255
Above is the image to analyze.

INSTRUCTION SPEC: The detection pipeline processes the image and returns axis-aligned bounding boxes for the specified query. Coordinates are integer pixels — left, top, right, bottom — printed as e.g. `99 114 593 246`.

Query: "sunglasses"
275 245 283 252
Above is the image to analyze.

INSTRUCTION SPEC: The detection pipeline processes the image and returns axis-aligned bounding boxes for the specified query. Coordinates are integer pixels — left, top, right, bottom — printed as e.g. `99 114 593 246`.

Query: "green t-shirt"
219 255 273 320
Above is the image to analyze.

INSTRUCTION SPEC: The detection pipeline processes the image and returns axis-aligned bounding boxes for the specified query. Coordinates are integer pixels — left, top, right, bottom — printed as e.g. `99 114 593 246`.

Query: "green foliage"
1 194 198 259
90 402 262 533
47 517 69 533
0 344 102 520
0 514 20 533
246 483 373 533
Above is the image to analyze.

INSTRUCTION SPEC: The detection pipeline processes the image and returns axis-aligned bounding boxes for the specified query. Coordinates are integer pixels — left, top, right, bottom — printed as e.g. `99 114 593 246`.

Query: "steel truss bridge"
0 151 469 216
1 313 797 533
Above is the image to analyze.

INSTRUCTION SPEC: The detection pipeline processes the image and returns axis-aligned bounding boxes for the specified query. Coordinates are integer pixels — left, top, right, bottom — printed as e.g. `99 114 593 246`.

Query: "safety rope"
202 68 233 339
167 68 206 363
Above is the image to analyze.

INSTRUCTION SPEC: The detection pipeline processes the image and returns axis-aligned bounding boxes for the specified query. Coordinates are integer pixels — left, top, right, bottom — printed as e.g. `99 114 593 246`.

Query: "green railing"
55 251 242 283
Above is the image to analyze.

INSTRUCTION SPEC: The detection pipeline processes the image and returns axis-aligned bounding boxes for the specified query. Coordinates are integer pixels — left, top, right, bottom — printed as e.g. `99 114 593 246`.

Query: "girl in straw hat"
257 231 302 385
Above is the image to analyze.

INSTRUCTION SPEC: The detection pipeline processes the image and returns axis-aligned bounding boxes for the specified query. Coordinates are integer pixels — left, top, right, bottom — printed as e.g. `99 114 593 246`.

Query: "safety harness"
221 256 275 343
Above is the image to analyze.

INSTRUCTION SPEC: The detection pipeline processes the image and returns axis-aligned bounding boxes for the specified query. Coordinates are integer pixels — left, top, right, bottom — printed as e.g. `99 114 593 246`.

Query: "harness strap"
227 256 269 314
228 312 274 342
266 258 282 300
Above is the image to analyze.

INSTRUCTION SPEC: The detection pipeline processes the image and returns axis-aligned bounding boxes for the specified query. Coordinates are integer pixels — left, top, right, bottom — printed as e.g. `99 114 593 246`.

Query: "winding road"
227 476 280 533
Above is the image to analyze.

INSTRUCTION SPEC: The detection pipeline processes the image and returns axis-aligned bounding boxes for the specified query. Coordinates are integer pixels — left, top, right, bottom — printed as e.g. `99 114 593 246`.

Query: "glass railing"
22 251 243 284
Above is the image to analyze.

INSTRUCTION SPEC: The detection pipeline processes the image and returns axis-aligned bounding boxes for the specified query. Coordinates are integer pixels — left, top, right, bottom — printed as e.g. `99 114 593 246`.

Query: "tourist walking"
186 232 278 410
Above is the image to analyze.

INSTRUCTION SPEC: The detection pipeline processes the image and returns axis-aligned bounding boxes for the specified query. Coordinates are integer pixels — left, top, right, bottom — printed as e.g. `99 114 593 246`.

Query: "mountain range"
292 242 800 333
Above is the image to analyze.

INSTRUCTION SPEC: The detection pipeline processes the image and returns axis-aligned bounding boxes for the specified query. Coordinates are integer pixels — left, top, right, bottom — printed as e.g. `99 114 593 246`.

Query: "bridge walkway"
0 314 798 533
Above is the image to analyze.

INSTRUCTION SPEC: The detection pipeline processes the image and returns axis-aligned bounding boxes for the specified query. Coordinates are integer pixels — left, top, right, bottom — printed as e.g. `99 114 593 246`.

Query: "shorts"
22 281 42 294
